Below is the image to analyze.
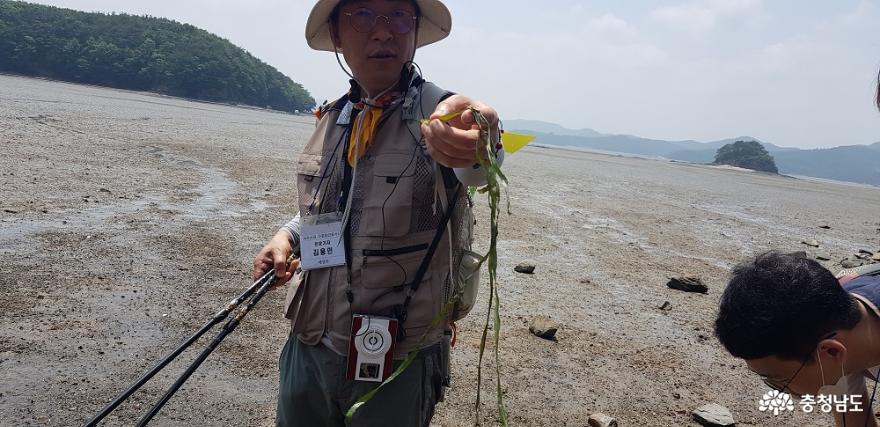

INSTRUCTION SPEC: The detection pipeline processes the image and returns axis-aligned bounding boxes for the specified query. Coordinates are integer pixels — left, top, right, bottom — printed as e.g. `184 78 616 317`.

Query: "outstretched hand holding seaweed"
420 95 500 169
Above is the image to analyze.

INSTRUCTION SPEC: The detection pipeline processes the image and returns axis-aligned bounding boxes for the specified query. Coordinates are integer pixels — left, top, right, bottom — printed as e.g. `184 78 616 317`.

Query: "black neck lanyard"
306 130 346 216
341 113 356 305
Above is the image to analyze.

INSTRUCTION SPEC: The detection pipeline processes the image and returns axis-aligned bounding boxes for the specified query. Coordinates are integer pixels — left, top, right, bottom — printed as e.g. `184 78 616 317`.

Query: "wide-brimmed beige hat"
305 0 452 52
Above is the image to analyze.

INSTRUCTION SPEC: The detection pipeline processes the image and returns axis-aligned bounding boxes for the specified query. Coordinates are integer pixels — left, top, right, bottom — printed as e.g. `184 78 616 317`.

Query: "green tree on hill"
714 140 779 173
0 1 315 112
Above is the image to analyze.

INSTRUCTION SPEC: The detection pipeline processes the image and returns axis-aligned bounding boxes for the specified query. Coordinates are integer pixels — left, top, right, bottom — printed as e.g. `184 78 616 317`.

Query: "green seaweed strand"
470 107 509 426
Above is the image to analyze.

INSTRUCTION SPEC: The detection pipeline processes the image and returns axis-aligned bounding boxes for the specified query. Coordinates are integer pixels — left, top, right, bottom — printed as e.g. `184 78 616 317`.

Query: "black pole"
81 269 275 427
135 278 275 426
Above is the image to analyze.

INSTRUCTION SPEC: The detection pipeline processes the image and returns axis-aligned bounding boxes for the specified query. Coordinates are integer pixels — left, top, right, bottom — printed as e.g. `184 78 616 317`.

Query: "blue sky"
32 0 880 148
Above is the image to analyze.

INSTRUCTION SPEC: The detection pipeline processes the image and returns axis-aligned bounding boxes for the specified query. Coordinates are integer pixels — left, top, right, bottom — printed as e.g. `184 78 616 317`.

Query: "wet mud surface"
2 75 879 426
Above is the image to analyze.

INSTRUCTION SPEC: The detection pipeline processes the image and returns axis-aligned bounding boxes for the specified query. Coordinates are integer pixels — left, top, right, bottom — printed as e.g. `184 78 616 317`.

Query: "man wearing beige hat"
252 0 503 425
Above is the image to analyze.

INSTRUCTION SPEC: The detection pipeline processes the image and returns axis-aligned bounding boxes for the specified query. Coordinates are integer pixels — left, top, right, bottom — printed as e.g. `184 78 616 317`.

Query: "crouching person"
715 251 880 426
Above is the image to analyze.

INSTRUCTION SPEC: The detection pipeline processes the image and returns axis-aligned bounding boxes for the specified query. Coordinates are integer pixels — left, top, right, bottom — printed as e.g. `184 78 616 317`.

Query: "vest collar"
336 67 425 126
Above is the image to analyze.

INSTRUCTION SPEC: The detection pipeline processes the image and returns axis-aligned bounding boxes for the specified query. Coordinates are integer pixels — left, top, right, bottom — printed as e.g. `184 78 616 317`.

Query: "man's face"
334 0 418 95
746 333 856 397
747 355 826 397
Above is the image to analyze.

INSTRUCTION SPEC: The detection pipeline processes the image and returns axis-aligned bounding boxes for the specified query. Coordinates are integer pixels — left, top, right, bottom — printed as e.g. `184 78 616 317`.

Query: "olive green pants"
276 336 445 427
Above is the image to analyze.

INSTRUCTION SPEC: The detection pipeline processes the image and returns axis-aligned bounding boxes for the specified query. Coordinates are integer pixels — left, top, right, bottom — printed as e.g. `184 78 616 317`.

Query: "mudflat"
2 74 878 426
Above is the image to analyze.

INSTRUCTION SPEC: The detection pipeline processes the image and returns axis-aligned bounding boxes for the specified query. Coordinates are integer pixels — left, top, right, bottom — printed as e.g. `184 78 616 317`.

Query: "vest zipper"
362 243 429 257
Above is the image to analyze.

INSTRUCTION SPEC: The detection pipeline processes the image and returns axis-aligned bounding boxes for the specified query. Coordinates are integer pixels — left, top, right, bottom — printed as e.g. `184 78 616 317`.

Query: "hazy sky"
32 0 880 148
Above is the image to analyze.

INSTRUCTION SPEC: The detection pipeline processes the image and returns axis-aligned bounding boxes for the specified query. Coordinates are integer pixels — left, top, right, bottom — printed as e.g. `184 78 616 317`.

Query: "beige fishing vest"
284 81 473 358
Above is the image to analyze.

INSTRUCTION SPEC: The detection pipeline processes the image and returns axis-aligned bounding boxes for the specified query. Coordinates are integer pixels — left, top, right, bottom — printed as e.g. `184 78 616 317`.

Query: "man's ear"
817 338 847 363
330 21 342 50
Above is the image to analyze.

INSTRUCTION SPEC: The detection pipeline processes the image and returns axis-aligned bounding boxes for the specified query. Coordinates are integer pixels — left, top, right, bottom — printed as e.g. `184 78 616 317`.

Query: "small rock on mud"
801 239 820 248
514 262 536 274
528 316 559 341
693 403 735 426
667 277 708 294
588 413 618 427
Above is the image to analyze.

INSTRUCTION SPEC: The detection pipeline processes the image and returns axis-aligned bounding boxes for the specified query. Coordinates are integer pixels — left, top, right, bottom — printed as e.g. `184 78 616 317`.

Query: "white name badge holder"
300 212 347 271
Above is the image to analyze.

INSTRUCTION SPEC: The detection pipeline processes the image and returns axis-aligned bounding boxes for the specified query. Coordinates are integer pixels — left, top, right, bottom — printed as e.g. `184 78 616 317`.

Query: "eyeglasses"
343 7 417 35
763 357 809 393
761 332 837 394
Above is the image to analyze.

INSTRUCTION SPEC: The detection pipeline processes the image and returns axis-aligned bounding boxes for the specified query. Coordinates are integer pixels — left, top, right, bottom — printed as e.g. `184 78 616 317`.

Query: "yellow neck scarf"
347 105 383 167
346 88 403 166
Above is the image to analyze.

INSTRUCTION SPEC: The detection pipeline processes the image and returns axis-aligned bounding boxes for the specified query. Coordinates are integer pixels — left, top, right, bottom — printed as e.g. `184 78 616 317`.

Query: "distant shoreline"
531 143 879 190
0 72 309 117
3 72 876 191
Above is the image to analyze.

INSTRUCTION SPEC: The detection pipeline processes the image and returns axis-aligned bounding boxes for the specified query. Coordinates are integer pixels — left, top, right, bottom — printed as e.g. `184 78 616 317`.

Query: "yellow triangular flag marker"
501 132 535 154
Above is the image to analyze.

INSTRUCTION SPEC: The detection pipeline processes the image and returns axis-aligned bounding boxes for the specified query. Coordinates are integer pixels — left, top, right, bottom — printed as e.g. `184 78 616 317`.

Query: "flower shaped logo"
759 390 795 415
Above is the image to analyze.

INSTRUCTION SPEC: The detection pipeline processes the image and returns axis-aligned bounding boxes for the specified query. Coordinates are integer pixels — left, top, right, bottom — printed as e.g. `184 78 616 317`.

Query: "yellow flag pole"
422 110 536 154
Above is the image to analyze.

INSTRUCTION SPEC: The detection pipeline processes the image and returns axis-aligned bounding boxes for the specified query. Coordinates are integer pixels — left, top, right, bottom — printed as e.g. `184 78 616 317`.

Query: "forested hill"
0 1 315 112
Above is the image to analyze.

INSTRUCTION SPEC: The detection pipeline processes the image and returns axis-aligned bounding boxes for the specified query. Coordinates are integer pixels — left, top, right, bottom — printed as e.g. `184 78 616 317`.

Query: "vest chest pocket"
360 245 429 289
357 245 439 330
358 154 417 238
296 153 327 213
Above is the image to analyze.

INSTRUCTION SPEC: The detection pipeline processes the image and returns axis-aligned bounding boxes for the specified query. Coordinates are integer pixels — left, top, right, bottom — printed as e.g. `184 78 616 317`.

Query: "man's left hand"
421 95 498 169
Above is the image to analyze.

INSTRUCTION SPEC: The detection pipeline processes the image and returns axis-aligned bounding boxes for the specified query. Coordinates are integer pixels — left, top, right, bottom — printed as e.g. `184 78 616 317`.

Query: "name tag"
300 213 346 271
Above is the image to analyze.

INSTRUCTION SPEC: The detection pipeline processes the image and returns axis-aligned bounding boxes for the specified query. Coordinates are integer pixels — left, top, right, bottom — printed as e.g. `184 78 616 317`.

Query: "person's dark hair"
715 251 861 361
329 0 350 26
876 68 879 111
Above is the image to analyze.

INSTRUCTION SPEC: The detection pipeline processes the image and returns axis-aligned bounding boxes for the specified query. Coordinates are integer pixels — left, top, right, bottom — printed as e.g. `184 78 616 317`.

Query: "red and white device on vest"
347 315 398 382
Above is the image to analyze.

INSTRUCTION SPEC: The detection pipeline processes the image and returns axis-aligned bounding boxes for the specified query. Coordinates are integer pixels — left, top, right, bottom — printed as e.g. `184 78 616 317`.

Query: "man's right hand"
253 230 299 286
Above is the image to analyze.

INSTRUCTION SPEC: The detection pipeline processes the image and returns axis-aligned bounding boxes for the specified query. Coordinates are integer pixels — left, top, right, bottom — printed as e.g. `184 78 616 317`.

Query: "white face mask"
816 350 851 396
